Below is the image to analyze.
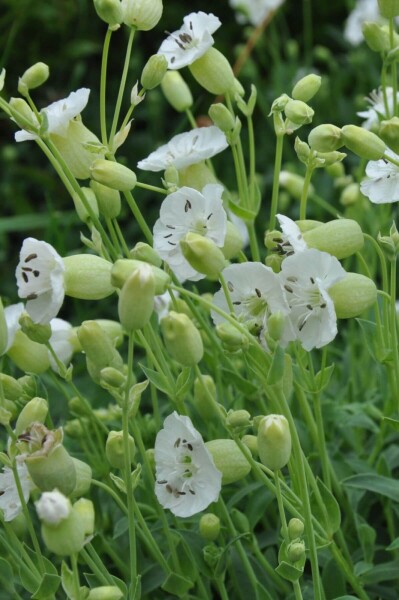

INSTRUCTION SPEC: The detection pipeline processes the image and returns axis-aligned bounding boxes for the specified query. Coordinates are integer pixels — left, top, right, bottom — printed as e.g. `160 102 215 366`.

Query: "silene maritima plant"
2 0 399 598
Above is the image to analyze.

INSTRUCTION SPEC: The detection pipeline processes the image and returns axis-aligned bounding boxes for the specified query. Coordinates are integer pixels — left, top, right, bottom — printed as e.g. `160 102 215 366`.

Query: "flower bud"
267 311 287 343
88 587 124 600
302 219 364 259
270 93 290 113
178 162 218 191
7 330 50 374
242 434 258 456
193 375 218 420
341 125 386 160
199 513 221 542
279 171 314 200
215 322 250 352
161 311 203 366
378 0 399 17
40 497 94 555
0 373 23 402
294 137 311 163
111 259 170 295
90 159 137 191
118 264 155 331
287 540 306 563
122 0 162 30
163 166 180 191
362 22 391 52
222 221 244 260
15 397 48 436
328 273 377 319
93 0 124 28
226 409 251 430
19 314 51 345
35 490 71 526
231 508 250 533
292 74 321 102
288 517 305 540
106 430 136 469
379 117 399 154
326 162 345 178
63 254 114 300
90 180 121 218
265 253 283 273
160 71 193 112
77 320 124 384
308 124 344 152
129 242 162 267
205 439 251 484
189 48 235 95
9 97 38 132
72 187 99 223
71 458 92 497
141 54 168 90
340 182 361 206
64 421 84 441
208 103 235 132
284 99 314 126
18 62 49 95
52 121 105 180
257 414 291 471
180 232 226 280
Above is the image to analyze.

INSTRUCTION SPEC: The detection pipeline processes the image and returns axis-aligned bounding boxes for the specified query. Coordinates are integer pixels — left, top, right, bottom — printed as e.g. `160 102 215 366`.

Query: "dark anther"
25 253 38 262
255 288 261 298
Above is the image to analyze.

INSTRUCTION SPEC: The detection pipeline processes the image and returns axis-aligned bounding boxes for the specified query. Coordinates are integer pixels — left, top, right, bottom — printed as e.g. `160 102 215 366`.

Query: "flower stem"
100 27 113 145
109 27 136 146
269 133 284 230
299 162 314 220
71 553 81 600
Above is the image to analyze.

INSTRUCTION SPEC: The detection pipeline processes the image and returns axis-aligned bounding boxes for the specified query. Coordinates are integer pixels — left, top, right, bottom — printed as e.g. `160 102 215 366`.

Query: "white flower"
357 88 399 130
275 214 307 256
137 126 228 172
15 88 90 142
279 249 346 351
49 318 74 371
154 291 179 322
2 303 25 354
212 262 295 344
228 210 250 248
344 0 380 46
35 489 71 525
229 0 284 26
153 184 227 282
154 412 222 518
157 12 221 69
0 463 33 522
16 238 65 324
360 149 399 204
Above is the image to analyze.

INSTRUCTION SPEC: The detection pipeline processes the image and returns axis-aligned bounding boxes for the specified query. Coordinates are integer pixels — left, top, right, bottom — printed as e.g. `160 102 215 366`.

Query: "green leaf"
113 517 128 540
61 562 74 599
161 572 194 596
128 379 149 417
343 473 399 501
361 560 399 584
175 368 193 401
139 364 172 396
19 545 58 594
0 558 15 592
220 367 258 395
32 573 61 599
313 364 335 392
109 472 127 494
383 416 399 431
322 557 347 600
358 522 376 563
275 561 304 582
387 537 399 551
266 346 285 385
311 478 341 536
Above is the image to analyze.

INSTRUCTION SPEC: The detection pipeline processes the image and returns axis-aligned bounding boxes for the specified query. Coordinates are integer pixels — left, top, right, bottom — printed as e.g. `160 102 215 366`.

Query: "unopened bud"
329 273 377 318
111 259 170 295
379 117 399 154
284 99 314 126
270 93 290 113
257 414 291 471
267 311 287 342
340 182 361 206
205 439 251 484
303 218 364 259
292 73 321 102
226 409 251 430
93 0 124 28
63 254 114 300
90 159 137 191
161 71 192 112
308 124 344 152
362 21 391 52
178 162 218 191
141 54 168 90
18 62 49 95
90 180 121 218
118 264 155 331
231 508 250 533
77 320 124 384
215 322 249 351
279 171 314 200
288 517 305 540
189 48 235 95
341 125 386 160
294 137 311 163
40 497 94 555
9 97 37 132
287 540 306 563
122 0 162 30
7 330 50 374
242 434 258 456
106 430 135 469
193 375 218 420
129 242 162 267
208 103 235 132
161 311 203 366
15 397 48 436
180 232 226 280
199 513 221 542
72 187 99 223
19 314 51 345
0 373 22 402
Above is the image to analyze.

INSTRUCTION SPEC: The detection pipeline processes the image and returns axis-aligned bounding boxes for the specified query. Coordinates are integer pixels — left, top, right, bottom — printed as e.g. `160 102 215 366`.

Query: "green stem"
109 27 136 145
299 161 314 220
135 181 168 195
269 133 284 230
123 190 153 244
71 554 81 600
389 18 398 117
247 220 261 262
100 27 113 145
82 545 115 586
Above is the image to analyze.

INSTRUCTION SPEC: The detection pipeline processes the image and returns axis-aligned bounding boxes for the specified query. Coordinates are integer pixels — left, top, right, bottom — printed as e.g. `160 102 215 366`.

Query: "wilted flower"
1 303 25 354
153 184 227 281
48 318 74 371
360 149 399 203
229 0 284 26
157 12 221 69
0 463 33 522
275 214 307 256
16 238 65 324
154 412 222 517
279 248 346 350
137 126 228 172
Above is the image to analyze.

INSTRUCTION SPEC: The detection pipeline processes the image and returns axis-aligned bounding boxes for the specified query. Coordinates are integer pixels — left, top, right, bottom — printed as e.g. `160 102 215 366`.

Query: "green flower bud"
19 314 51 345
90 180 121 219
111 259 170 295
40 497 94 556
94 320 124 348
71 458 92 497
106 430 136 469
267 311 287 342
189 48 235 95
340 182 361 206
221 221 244 260
341 125 386 160
161 311 204 366
292 74 321 102
88 587 123 600
74 497 95 537
72 187 99 224
90 159 137 191
100 366 126 388
199 513 221 542
77 320 124 384
160 71 193 112
279 171 314 200
378 0 399 17
308 124 344 152
145 448 155 471
18 62 49 96
208 103 235 132
118 264 155 331
215 322 250 352
0 374 23 402
178 162 218 191
326 162 345 178
129 242 162 267
15 397 48 436
379 117 399 154
288 517 305 540
362 21 391 52
284 99 314 126
9 97 38 133
242 434 258 456
51 120 105 180
226 409 251 430
265 253 283 273
122 0 162 30
270 93 290 113
7 330 50 374
64 418 84 439
180 232 226 280
257 414 291 471
141 54 168 90
294 137 310 163
231 508 250 533
193 375 218 420
288 540 306 563
328 273 377 319
63 254 114 300
205 439 251 484
93 0 124 28
302 218 364 259
315 150 346 167
163 166 180 191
